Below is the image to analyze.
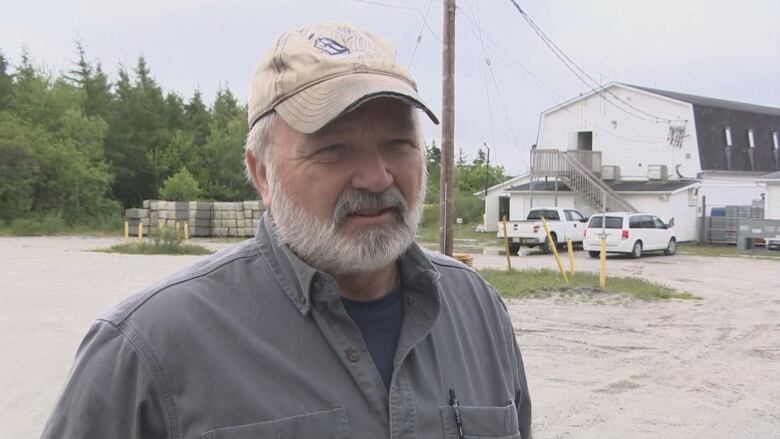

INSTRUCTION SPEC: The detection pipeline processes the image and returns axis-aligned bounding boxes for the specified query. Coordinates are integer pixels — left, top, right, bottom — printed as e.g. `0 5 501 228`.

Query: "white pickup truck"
497 207 588 254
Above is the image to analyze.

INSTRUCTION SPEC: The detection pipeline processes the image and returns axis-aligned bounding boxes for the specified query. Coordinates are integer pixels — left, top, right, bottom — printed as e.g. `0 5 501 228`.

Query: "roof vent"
647 165 668 181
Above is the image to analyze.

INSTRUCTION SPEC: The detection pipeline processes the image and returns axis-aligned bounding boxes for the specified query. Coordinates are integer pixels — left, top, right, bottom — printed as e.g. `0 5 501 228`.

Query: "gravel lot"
1 236 778 438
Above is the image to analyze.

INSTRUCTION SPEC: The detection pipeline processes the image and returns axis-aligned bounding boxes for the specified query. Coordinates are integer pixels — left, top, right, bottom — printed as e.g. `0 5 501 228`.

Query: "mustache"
332 187 408 225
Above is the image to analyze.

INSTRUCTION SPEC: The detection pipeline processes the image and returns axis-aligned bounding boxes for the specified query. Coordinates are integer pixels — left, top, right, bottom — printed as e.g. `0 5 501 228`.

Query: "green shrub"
454 190 483 224
421 203 439 227
7 214 67 236
159 168 202 201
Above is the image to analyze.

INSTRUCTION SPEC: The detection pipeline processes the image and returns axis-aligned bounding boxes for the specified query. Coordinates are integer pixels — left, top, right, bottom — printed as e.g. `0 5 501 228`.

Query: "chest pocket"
202 407 350 439
438 400 521 439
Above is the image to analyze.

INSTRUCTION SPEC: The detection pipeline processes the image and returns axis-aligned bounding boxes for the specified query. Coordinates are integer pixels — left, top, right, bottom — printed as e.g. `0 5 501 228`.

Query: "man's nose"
350 149 394 192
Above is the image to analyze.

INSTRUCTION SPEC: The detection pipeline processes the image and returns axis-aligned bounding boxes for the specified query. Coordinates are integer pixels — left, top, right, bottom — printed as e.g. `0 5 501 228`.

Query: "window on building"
725 127 733 146
773 131 779 150
747 129 755 148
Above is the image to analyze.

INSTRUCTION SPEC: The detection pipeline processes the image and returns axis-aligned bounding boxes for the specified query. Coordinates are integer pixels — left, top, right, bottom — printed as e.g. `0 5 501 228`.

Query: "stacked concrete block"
126 200 264 238
125 208 149 236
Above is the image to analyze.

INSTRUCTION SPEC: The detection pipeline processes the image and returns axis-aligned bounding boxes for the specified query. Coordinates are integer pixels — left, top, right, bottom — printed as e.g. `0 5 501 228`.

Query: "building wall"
505 189 698 242
699 175 765 212
765 183 780 220
507 193 578 223
481 175 529 232
623 191 698 242
538 85 700 180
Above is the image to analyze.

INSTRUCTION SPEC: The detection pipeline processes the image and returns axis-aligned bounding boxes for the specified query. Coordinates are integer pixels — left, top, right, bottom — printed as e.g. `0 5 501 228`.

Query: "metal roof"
625 84 780 117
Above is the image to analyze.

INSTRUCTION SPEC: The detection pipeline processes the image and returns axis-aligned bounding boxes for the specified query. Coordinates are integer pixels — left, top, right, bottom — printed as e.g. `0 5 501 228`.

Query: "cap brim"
275 73 439 134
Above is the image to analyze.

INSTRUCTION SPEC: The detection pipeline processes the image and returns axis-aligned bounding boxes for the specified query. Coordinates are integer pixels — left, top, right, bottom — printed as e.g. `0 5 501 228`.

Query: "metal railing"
530 149 637 213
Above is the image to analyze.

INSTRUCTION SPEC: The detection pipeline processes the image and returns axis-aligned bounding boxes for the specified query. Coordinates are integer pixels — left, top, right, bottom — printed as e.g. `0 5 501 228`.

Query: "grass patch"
0 214 124 237
479 268 699 301
98 241 214 255
96 225 213 255
678 243 780 259
416 222 498 253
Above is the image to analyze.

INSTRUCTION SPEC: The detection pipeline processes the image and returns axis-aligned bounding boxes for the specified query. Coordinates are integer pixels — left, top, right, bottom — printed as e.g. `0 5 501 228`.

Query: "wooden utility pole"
439 0 456 256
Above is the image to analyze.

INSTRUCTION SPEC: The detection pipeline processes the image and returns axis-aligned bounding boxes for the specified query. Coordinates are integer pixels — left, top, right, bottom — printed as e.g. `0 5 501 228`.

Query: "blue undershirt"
341 274 404 389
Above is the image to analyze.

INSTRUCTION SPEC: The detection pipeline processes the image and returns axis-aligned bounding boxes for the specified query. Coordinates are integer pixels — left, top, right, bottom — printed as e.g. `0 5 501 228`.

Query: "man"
42 23 531 438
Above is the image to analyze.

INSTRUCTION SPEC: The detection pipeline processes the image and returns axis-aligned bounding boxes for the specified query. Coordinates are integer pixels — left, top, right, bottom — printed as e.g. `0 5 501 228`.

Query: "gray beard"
267 165 426 275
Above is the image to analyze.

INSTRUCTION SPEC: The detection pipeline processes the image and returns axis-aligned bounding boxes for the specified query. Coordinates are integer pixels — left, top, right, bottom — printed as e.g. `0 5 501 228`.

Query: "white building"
756 171 780 220
480 83 780 242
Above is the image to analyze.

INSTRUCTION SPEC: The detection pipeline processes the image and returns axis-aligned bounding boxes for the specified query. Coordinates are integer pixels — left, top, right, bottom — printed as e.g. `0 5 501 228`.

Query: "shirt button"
299 296 307 306
346 348 360 363
407 294 414 304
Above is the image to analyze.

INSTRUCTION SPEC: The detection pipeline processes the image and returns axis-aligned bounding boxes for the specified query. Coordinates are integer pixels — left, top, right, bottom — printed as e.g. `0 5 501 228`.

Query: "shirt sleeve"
40 319 169 439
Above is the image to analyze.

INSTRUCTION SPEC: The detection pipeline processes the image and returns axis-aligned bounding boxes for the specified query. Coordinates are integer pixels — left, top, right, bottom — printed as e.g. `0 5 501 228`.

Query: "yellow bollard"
184 223 189 241
501 216 512 270
138 223 144 241
124 221 129 243
541 217 569 284
566 239 575 274
175 222 180 240
599 238 607 288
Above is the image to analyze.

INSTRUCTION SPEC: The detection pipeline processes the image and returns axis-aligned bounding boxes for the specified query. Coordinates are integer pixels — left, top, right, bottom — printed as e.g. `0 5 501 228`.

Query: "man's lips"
349 208 393 217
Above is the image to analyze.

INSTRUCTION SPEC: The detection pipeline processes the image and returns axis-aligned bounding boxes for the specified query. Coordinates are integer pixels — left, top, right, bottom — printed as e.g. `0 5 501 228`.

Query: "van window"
640 215 655 229
527 209 560 221
653 217 666 228
629 216 642 229
588 215 623 229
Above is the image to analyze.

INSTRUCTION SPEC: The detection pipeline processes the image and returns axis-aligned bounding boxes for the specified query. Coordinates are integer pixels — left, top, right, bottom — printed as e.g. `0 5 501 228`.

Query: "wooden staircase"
530 149 637 213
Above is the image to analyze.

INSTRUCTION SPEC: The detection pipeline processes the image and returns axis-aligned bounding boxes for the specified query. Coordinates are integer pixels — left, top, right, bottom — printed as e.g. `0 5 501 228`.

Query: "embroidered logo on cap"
314 37 349 56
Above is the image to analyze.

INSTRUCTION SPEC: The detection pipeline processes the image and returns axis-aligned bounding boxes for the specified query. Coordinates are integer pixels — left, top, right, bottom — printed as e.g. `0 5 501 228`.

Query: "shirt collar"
255 211 442 317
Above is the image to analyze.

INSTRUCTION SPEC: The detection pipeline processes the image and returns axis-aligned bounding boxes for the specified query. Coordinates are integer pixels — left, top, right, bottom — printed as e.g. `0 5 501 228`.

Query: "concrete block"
171 210 189 220
193 210 212 219
213 203 232 211
213 228 228 237
222 211 236 220
243 227 255 236
125 208 148 219
190 218 211 227
149 201 168 210
192 227 210 237
221 219 237 228
190 201 213 210
253 219 260 229
142 200 151 209
150 211 168 220
172 201 189 211
243 200 261 210
228 228 241 237
244 210 253 219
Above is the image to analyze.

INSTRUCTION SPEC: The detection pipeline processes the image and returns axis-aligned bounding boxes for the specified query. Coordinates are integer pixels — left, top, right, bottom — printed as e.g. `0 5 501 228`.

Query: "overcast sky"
3 0 779 175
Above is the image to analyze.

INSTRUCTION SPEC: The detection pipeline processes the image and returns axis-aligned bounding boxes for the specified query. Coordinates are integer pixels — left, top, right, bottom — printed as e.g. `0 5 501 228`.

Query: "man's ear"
246 150 272 209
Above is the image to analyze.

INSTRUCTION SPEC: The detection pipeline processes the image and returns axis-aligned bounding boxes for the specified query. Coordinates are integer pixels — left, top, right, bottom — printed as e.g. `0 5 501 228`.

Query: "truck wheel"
588 251 600 258
508 243 521 255
542 234 556 254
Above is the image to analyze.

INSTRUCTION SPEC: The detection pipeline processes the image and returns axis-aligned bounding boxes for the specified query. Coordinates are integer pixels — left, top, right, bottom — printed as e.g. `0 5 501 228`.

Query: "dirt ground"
1 236 778 438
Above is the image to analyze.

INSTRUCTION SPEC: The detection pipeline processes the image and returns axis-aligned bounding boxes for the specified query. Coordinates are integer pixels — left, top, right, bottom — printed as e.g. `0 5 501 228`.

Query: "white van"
583 213 677 258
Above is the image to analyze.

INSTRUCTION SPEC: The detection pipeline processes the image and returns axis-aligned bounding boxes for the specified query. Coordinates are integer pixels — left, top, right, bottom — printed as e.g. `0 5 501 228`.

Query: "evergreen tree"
0 52 12 111
184 89 211 147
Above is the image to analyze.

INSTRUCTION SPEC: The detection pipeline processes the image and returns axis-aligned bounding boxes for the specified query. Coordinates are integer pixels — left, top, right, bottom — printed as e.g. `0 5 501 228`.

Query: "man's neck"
334 263 398 301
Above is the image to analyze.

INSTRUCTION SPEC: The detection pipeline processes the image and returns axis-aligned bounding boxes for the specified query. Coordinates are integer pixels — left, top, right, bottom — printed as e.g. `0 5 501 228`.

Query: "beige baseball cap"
248 23 439 133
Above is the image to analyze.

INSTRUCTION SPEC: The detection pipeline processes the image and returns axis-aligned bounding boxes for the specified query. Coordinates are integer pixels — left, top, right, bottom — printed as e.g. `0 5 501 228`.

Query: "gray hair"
244 111 278 190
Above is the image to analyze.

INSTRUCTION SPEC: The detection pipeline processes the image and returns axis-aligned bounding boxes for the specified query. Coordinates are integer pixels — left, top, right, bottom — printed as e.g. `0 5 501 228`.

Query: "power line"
455 6 667 145
506 0 676 124
352 0 442 43
408 0 435 69
469 0 498 165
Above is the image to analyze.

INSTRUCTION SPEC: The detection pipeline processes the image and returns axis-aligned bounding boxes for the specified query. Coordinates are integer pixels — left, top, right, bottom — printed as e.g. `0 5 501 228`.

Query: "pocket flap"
203 407 350 439
439 400 520 439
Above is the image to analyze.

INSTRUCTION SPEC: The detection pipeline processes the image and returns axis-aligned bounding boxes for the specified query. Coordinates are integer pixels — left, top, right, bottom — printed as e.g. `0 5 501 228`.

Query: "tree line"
0 44 509 229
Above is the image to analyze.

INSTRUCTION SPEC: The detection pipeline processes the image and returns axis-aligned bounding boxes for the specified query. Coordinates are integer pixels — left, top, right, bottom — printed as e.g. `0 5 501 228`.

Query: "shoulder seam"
97 319 179 439
113 247 261 325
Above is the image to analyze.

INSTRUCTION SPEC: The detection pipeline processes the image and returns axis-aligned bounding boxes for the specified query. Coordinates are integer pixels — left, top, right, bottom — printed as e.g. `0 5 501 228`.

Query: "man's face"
259 98 426 274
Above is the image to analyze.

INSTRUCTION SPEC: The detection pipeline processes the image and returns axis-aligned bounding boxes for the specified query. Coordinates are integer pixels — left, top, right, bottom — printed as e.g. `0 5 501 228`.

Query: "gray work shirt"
42 213 532 438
